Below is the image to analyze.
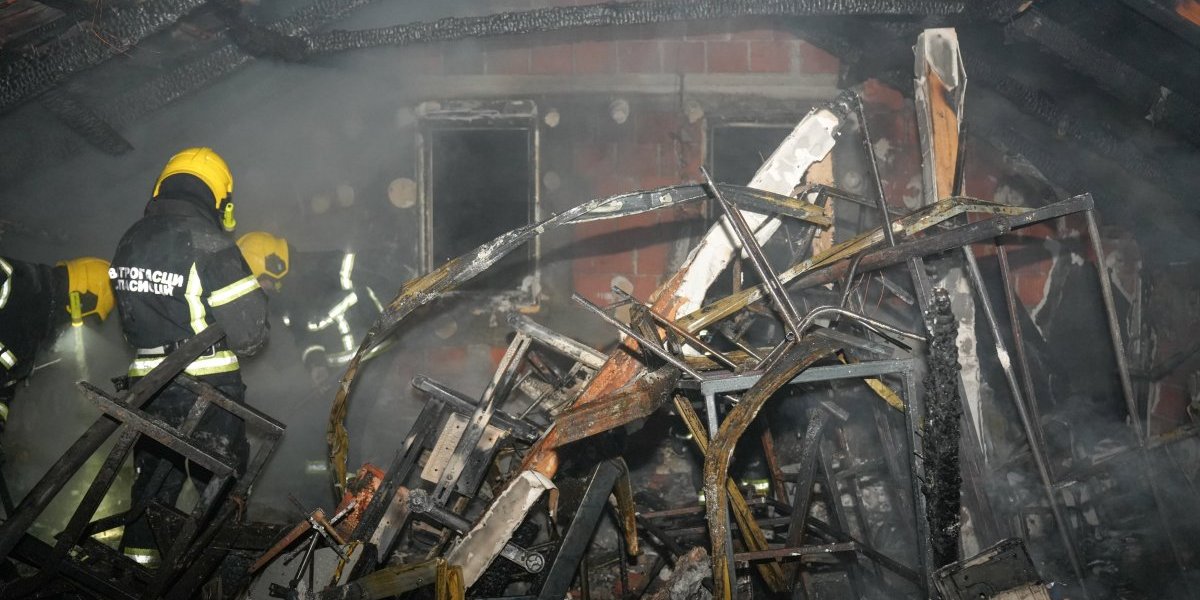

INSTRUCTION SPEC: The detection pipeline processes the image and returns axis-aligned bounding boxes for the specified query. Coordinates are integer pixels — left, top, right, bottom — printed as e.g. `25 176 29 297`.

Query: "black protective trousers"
120 372 249 556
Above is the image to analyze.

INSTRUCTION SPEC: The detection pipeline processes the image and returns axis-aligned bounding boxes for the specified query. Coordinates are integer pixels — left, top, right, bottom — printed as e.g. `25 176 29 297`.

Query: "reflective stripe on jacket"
111 193 268 363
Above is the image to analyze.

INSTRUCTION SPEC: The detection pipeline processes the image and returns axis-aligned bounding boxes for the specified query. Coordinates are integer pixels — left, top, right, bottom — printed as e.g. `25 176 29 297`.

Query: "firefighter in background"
110 147 268 566
0 256 113 432
237 231 387 383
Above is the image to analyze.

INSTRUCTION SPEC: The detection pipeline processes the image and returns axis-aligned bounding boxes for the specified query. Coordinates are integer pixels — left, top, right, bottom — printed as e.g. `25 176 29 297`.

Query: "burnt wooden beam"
0 0 211 116
1005 8 1200 147
1116 0 1200 51
40 90 132 154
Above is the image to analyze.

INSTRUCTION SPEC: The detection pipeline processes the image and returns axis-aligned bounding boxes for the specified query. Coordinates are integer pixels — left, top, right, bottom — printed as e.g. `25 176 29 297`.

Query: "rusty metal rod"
994 244 1052 471
702 165 805 341
961 245 1089 593
855 93 897 248
735 541 858 563
572 293 705 380
796 306 925 344
611 287 740 371
715 323 764 362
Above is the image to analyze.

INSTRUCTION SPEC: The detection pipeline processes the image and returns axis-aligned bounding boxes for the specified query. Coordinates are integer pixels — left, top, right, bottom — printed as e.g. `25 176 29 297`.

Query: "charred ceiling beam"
821 18 1200 208
967 93 1186 245
1005 8 1200 148
0 0 1024 184
0 0 210 117
0 0 375 185
799 20 1200 259
39 90 133 155
963 52 1198 203
1069 0 1200 105
94 0 375 127
31 0 89 21
300 0 997 56
1116 0 1200 50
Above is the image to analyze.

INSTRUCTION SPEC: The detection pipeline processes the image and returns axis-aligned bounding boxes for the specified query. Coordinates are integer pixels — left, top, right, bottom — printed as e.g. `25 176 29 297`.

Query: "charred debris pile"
1 27 1196 600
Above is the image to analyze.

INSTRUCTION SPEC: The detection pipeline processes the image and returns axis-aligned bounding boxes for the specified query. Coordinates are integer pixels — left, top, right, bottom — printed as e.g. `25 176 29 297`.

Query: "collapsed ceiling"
1 0 1199 223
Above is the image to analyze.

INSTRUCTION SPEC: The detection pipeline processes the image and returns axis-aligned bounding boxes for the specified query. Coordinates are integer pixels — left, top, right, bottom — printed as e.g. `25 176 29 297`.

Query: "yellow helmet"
237 231 289 282
58 257 114 326
153 147 233 207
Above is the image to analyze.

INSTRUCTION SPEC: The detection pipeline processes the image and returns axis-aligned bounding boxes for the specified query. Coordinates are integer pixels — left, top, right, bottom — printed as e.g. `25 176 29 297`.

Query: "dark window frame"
416 99 541 304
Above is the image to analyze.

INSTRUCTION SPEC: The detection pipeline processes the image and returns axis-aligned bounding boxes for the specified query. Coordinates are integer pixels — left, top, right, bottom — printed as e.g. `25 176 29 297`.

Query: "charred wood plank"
0 326 225 562
0 0 210 116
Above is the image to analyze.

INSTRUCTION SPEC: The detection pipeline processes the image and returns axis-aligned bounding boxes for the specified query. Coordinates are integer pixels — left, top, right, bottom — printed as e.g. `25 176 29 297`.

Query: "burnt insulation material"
302 0 971 55
921 287 963 569
0 0 209 116
40 91 133 155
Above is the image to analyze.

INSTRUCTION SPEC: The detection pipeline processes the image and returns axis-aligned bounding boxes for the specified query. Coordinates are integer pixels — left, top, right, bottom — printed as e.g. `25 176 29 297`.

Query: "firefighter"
237 231 387 384
0 256 113 433
110 147 268 566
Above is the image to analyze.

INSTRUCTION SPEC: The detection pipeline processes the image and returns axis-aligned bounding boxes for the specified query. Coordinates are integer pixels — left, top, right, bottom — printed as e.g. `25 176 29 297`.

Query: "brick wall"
400 18 841 308
406 21 838 80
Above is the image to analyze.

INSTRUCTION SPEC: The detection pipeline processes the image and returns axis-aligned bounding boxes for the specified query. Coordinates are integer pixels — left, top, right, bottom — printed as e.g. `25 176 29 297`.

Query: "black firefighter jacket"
0 258 65 395
111 190 268 379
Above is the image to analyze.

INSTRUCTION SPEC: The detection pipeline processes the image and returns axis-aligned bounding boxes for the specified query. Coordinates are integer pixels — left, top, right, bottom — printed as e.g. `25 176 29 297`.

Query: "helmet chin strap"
221 201 237 232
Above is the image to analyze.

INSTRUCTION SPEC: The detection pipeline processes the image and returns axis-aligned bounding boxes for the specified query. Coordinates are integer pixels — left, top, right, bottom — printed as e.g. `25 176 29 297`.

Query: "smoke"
0 3 1196 597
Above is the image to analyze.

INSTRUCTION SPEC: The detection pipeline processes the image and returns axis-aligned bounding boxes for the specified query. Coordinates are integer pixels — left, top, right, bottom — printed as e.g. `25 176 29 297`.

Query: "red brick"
574 40 617 74
1015 270 1050 309
729 23 776 40
621 210 661 231
411 46 443 75
661 40 705 73
635 244 670 276
531 42 573 74
444 44 485 75
571 272 609 307
573 143 614 177
618 40 662 73
797 40 839 74
572 272 660 307
616 143 661 179
489 345 509 369
706 41 749 73
772 27 797 41
627 273 662 300
686 20 730 41
574 249 636 275
572 219 638 273
749 40 793 73
638 175 681 192
575 217 625 239
1152 383 1189 429
593 175 640 198
659 202 704 222
862 79 905 110
635 110 680 144
965 172 1000 199
486 45 531 75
